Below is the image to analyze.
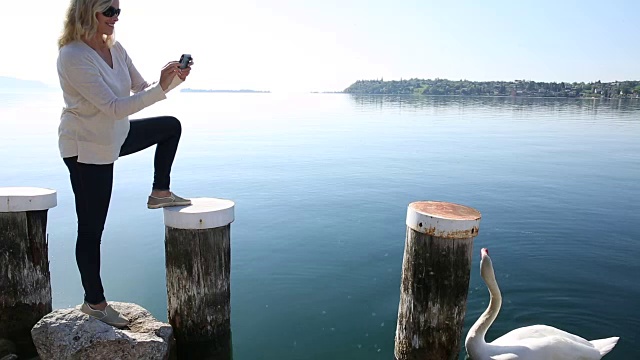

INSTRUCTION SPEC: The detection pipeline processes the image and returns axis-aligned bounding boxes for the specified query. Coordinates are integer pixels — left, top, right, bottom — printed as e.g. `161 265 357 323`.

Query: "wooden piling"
394 201 481 360
0 187 57 358
163 198 235 359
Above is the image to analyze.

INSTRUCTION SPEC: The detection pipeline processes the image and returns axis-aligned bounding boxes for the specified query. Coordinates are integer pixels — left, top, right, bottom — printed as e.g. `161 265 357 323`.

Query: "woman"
57 0 192 328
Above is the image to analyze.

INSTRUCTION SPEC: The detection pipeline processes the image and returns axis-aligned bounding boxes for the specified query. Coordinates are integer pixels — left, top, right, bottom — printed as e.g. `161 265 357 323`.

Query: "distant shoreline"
344 79 640 99
344 93 640 100
180 88 270 93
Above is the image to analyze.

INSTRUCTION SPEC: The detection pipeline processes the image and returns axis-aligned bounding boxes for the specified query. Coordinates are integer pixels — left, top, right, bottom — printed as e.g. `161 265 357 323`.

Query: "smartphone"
179 54 192 69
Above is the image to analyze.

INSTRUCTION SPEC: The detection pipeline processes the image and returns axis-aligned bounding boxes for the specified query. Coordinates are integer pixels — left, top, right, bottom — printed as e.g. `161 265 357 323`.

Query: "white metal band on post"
406 201 481 238
0 187 57 212
163 198 235 230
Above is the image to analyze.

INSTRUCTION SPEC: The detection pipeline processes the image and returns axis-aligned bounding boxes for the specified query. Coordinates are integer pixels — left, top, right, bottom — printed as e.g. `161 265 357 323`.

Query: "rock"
0 339 17 358
31 302 175 360
0 354 18 360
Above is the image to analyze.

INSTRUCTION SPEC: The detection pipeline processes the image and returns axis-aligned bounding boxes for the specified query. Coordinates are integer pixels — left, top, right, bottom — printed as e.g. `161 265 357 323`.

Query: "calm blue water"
1 92 639 359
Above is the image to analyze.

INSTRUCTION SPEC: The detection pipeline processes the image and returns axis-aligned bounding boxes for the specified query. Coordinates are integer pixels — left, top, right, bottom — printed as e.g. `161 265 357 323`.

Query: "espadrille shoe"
80 302 129 328
147 192 192 209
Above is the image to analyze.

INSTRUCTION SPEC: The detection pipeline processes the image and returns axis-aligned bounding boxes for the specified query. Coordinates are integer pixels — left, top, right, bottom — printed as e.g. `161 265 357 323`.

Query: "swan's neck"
465 268 502 357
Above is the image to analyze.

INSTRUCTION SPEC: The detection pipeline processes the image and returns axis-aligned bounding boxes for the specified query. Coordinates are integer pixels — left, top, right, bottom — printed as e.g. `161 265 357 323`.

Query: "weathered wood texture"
394 229 474 360
165 224 232 360
0 210 52 358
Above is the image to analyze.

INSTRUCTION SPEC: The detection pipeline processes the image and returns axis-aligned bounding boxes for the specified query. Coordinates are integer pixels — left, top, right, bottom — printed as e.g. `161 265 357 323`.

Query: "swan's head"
480 248 496 282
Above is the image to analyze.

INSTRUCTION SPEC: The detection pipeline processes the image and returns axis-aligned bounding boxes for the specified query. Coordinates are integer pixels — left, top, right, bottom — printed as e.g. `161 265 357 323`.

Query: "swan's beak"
480 248 494 279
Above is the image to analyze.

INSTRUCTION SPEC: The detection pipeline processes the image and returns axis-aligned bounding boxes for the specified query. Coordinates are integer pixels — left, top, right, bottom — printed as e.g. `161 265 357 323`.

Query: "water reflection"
348 94 640 117
175 329 233 360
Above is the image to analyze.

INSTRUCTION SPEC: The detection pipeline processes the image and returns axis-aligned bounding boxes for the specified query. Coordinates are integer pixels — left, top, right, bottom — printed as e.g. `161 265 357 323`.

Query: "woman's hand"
178 57 194 81
160 62 180 91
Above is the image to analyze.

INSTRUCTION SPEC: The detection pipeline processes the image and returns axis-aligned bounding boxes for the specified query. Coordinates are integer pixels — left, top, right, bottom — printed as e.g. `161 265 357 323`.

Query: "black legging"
64 116 182 305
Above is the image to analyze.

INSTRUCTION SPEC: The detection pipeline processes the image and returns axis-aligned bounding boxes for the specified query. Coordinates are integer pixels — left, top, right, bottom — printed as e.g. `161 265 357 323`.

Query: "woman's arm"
122 44 184 94
59 48 167 120
125 50 151 93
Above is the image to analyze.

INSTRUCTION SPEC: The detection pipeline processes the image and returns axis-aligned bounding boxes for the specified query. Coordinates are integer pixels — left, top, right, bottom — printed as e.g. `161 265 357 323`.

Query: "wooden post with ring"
163 197 235 359
394 200 481 360
0 187 57 358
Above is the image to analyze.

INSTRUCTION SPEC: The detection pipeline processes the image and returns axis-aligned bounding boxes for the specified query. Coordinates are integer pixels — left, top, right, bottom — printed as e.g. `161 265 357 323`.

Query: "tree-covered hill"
344 78 640 98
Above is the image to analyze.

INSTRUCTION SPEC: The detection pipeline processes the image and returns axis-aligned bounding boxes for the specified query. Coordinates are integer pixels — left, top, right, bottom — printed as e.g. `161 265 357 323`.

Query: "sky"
3 0 639 93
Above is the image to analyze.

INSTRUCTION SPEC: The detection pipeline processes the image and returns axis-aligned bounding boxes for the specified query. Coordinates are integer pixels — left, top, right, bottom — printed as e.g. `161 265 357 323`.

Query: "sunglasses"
102 6 121 17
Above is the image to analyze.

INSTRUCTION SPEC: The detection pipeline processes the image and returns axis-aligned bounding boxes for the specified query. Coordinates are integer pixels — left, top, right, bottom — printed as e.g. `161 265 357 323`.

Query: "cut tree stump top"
163 197 235 230
406 201 481 239
0 187 57 212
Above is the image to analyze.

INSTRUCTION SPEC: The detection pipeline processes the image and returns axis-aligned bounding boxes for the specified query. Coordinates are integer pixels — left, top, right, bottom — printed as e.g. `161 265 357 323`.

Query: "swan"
465 248 619 360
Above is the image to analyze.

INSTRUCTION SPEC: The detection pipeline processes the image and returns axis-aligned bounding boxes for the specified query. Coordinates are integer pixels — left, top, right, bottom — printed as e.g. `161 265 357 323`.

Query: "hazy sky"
3 0 638 92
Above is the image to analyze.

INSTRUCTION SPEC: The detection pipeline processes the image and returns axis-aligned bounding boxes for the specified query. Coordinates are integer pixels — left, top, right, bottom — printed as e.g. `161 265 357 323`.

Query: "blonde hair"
58 0 115 49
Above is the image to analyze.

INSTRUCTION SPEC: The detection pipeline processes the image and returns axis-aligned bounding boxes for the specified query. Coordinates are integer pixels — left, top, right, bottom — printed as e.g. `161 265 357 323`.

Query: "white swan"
465 248 619 360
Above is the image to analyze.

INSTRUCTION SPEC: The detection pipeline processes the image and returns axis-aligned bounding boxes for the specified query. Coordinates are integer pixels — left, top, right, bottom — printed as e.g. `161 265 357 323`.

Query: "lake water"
1 92 639 359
